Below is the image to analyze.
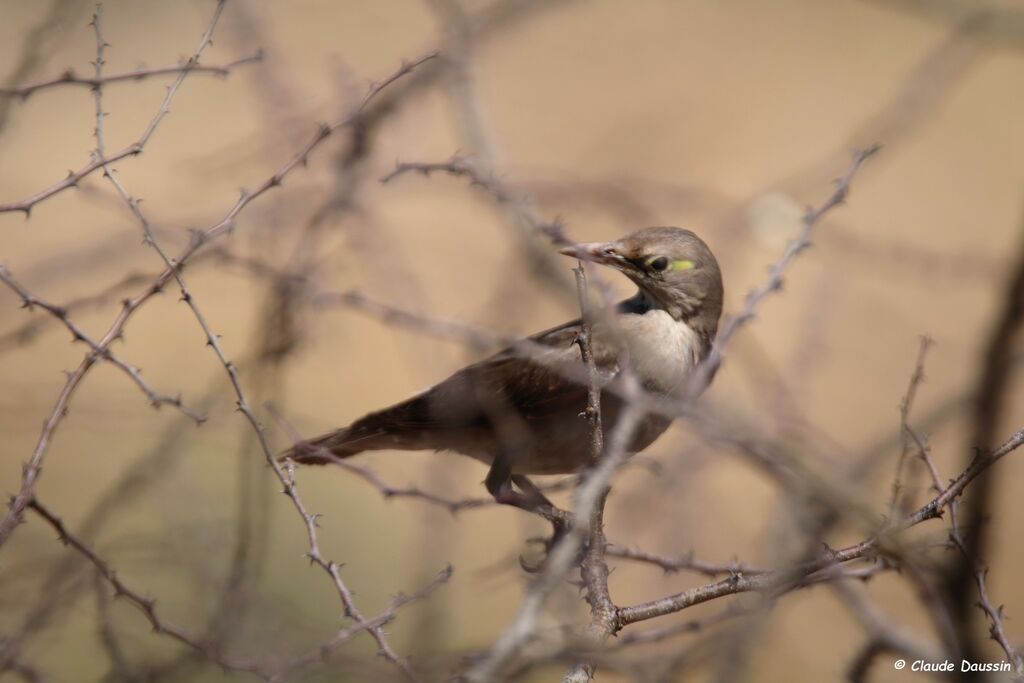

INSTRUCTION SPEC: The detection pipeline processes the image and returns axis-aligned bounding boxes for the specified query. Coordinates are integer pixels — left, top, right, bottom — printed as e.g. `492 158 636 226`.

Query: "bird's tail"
282 426 371 465
281 394 434 465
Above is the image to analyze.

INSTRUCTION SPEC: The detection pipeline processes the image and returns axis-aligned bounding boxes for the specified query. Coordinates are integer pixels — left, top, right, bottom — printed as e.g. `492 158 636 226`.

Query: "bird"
285 227 723 533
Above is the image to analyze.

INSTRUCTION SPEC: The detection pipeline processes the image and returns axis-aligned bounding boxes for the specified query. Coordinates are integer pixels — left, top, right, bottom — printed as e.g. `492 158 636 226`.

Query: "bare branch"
85 11 439 680
616 425 1024 628
269 405 574 513
888 335 933 517
0 51 263 99
26 498 450 682
968 560 1024 679
0 265 206 422
686 145 881 397
0 42 437 550
562 265 614 683
0 0 230 216
27 498 267 678
381 155 565 242
604 544 767 577
466 375 646 682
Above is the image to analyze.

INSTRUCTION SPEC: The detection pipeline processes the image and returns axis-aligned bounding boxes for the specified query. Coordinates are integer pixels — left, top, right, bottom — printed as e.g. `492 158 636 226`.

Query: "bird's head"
559 226 723 333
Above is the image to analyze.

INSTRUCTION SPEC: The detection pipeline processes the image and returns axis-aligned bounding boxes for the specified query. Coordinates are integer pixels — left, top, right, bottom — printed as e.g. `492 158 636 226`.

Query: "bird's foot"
518 516 579 573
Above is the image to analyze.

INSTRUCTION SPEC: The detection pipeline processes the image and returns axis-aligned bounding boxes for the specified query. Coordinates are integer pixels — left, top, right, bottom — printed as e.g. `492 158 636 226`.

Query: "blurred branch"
604 544 767 577
0 264 206 422
0 0 89 136
945 202 1024 668
5 657 48 683
831 580 944 682
27 498 268 678
381 156 565 242
617 424 1024 628
93 570 135 682
87 8 438 679
888 335 933 518
0 268 155 353
466 377 646 682
687 145 880 396
561 265 614 683
0 0 230 217
26 498 451 682
273 406 575 513
0 50 263 99
0 40 436 550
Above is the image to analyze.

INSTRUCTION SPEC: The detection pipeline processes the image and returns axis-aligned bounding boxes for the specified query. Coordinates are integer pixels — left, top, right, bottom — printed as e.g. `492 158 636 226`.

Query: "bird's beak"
557 241 623 266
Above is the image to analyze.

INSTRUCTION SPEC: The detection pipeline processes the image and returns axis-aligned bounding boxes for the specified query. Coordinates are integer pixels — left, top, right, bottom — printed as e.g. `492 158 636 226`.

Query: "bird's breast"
617 309 702 395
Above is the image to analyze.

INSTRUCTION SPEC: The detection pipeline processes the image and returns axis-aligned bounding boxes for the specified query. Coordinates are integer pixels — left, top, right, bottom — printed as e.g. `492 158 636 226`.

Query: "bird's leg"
511 474 570 540
485 456 574 572
486 457 569 529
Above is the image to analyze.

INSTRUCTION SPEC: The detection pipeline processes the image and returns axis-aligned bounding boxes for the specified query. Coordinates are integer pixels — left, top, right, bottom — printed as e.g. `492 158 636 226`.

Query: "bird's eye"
648 256 669 272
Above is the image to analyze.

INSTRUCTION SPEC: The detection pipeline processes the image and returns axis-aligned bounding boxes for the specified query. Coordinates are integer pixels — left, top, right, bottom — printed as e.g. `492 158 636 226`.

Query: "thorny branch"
26 498 451 682
0 19 436 551
0 0 244 217
616 425 1024 628
561 265 615 683
3 3 1023 682
83 7 437 682
270 405 576 514
374 140 1024 680
0 265 205 422
888 335 933 518
0 51 263 99
686 144 881 397
905 351 1024 680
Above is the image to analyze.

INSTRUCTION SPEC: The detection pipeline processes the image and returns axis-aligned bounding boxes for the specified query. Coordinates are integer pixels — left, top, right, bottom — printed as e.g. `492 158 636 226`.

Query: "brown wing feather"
285 318 621 464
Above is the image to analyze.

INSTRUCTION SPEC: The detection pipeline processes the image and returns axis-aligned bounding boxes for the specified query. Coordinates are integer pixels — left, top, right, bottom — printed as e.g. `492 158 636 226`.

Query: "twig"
0 269 153 352
0 0 230 216
604 544 767 577
381 156 564 242
273 566 453 680
0 43 438 550
686 145 881 397
562 265 615 683
26 498 450 682
915 411 1024 678
274 458 426 683
945 200 1024 664
88 10 433 681
466 374 645 682
27 498 267 678
5 657 48 683
268 405 576 514
616 425 1024 628
966 559 1024 679
0 265 206 423
0 51 263 99
573 266 604 463
888 336 933 518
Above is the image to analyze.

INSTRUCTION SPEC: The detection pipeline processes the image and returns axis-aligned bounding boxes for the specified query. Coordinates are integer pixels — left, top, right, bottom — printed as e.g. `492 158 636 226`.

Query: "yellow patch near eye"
671 259 695 271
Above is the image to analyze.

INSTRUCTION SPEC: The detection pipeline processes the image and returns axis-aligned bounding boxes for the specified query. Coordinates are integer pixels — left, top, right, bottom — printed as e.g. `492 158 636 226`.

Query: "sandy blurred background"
1 0 1023 681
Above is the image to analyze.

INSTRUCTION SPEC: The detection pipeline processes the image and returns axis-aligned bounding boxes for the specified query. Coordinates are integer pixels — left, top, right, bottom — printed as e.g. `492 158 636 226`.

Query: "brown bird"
286 227 723 529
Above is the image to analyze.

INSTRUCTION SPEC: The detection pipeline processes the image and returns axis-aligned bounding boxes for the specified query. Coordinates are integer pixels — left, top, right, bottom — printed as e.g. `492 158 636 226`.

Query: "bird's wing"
422 318 620 427
287 318 622 463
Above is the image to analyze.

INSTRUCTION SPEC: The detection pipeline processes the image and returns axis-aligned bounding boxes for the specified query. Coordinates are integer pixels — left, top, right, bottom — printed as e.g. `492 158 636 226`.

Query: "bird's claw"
518 519 574 574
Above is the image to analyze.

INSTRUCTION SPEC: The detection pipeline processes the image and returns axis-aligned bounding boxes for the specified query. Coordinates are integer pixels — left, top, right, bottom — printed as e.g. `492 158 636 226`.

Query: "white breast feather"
620 309 701 395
